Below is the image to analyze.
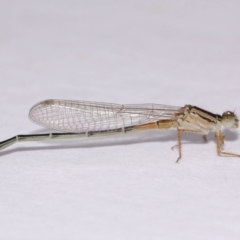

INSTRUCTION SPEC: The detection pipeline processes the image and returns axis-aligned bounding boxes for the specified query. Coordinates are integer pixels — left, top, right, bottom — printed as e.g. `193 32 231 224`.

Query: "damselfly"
0 99 239 162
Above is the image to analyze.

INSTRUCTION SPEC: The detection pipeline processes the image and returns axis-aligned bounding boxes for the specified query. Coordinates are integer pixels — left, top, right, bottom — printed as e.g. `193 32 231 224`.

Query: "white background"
0 1 240 239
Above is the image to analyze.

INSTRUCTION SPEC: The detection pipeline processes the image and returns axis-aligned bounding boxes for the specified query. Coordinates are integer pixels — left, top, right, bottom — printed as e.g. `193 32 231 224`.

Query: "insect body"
0 99 239 162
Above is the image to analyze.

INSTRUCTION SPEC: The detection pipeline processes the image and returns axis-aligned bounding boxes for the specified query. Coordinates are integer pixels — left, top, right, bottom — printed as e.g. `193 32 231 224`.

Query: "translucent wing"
29 99 181 133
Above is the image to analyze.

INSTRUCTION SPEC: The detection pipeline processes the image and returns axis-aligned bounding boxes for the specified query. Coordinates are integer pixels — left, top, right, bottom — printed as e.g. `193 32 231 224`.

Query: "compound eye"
221 111 236 129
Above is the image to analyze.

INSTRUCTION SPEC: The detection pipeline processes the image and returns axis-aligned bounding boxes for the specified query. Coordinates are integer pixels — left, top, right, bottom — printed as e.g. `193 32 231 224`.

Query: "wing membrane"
29 99 181 133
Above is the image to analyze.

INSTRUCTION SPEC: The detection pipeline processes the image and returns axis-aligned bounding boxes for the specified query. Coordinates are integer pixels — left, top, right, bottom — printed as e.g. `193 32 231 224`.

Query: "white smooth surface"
0 1 240 239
